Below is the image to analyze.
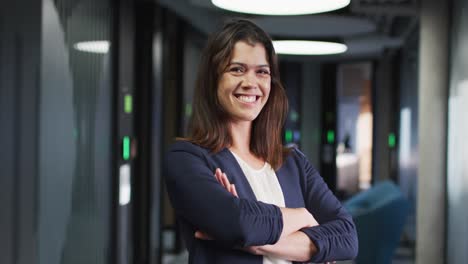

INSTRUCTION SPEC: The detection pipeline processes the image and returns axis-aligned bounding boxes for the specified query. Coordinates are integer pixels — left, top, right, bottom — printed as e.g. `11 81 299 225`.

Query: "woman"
164 19 358 264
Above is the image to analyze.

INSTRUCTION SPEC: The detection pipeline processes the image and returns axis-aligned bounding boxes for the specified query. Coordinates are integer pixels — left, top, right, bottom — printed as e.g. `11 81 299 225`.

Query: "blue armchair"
344 180 409 264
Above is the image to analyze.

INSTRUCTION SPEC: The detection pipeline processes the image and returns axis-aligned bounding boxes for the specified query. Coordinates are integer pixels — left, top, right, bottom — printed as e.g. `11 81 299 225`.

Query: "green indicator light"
327 130 335 144
289 110 299 122
124 95 133 113
388 133 396 148
123 136 130 160
285 130 293 143
185 103 192 117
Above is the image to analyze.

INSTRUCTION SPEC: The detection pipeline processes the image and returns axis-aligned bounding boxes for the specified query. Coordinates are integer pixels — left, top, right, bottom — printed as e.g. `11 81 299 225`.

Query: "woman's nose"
241 71 258 88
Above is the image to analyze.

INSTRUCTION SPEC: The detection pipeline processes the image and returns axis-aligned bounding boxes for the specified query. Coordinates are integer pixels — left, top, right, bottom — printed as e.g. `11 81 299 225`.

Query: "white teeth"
238 95 256 103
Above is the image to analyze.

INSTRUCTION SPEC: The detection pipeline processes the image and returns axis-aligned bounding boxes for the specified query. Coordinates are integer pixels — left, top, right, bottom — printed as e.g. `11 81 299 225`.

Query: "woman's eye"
230 67 244 73
258 69 270 75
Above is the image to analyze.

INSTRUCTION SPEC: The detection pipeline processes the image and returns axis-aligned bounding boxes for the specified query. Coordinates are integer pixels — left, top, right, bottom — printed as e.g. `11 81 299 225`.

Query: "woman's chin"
230 113 260 123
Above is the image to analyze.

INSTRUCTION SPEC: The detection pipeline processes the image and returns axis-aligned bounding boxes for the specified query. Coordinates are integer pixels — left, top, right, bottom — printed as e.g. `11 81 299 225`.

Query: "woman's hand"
195 230 264 256
194 168 238 241
194 230 213 240
214 168 238 197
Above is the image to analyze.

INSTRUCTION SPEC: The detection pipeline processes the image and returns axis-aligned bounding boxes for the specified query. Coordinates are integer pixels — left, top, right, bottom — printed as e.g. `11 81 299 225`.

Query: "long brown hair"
187 19 290 169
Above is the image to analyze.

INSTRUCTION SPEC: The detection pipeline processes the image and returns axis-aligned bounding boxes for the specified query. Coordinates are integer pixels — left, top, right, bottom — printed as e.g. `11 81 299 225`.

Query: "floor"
161 246 415 264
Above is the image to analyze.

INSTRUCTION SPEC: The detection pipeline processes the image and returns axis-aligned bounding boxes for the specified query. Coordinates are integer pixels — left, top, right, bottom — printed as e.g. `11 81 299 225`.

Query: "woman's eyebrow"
229 61 270 68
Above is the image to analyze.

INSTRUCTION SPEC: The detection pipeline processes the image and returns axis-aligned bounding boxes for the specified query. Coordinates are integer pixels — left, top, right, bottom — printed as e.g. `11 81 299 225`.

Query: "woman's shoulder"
285 145 308 162
167 139 211 157
283 146 317 171
165 140 224 171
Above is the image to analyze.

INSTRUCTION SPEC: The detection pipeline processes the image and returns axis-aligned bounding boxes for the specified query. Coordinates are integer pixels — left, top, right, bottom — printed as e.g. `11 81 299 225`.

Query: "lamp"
73 40 110 54
211 0 350 15
273 40 347 55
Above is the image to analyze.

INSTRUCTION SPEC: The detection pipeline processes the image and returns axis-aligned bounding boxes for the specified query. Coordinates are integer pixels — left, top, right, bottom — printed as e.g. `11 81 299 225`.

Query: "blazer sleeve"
294 149 359 263
164 142 283 247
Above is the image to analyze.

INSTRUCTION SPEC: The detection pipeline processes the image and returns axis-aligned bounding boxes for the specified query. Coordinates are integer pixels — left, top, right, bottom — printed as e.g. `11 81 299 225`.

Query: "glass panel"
38 0 113 264
336 62 373 198
397 32 418 244
447 0 468 262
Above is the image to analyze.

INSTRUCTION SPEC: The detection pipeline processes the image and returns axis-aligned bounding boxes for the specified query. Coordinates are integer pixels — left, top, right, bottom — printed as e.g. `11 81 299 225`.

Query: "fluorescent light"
211 0 350 15
399 108 411 166
273 40 347 55
119 164 131 206
73 40 110 54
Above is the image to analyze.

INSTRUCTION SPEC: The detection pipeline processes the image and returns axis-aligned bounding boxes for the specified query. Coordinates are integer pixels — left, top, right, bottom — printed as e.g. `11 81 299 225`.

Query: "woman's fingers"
221 172 231 188
194 231 214 240
230 184 239 197
214 169 230 190
214 168 238 197
221 173 238 197
214 168 225 187
215 169 222 185
310 213 319 227
241 246 263 255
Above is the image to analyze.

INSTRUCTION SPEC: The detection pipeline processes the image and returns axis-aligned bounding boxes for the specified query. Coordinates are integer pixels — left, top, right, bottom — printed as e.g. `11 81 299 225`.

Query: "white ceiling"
251 16 376 38
158 0 418 59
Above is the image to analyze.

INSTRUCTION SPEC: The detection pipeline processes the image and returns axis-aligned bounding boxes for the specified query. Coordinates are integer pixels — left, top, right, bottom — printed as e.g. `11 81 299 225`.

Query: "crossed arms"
164 144 358 263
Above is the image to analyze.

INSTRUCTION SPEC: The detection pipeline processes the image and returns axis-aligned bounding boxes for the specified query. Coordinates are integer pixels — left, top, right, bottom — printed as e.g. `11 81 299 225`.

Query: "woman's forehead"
229 41 269 64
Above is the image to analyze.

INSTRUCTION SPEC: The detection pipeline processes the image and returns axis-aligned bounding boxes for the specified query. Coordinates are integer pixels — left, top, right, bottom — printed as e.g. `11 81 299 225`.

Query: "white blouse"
230 151 291 264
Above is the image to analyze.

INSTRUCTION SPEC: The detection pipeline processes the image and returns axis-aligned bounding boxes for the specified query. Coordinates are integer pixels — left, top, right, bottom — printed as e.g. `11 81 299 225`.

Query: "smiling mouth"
235 94 259 103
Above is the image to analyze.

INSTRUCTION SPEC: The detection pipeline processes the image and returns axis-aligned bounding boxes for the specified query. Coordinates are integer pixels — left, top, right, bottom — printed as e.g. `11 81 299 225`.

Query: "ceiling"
158 0 419 60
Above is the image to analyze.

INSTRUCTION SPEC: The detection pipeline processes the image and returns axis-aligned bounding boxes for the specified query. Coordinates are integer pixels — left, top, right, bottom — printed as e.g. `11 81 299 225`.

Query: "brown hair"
187 19 290 169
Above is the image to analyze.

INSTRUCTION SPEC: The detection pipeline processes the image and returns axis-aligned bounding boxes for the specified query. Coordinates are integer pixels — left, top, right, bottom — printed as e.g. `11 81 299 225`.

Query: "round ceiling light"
73 41 110 54
211 0 350 15
273 40 347 55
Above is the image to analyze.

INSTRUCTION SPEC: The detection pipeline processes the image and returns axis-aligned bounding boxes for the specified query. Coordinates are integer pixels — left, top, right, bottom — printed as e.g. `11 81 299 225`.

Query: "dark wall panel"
0 0 41 263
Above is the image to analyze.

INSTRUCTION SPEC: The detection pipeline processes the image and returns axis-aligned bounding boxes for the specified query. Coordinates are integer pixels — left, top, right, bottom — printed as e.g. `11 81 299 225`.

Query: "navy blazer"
164 141 358 263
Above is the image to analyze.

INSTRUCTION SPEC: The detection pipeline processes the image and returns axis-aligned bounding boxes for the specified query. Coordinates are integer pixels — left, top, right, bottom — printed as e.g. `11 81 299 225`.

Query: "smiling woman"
164 19 358 264
217 42 271 122
186 19 288 167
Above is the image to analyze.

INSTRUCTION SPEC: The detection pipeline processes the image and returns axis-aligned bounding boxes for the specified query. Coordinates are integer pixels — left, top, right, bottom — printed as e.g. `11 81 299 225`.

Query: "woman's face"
217 41 271 123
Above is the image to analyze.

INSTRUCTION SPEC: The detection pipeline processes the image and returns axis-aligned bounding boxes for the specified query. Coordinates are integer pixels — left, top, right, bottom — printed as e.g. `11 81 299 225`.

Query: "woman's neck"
228 121 265 168
228 121 252 154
